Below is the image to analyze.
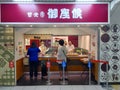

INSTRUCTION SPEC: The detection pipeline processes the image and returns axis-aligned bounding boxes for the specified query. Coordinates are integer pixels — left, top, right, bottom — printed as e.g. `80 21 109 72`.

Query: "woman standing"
57 39 68 80
27 42 41 79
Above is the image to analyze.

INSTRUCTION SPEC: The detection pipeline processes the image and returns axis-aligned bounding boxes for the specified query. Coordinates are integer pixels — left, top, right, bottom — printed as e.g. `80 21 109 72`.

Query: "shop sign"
9 61 14 68
1 3 109 23
47 62 51 68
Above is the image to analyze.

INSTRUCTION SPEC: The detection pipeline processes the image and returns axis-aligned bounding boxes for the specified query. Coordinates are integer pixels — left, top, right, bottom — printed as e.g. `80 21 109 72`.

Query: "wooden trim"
16 58 24 80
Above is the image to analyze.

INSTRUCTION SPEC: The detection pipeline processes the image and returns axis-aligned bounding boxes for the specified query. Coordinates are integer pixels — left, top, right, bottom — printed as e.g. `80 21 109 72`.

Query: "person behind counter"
27 42 40 80
39 41 48 79
39 41 47 55
57 39 68 80
66 41 75 53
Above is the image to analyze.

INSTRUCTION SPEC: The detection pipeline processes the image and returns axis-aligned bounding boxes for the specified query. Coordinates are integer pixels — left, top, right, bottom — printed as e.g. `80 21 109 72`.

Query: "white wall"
15 27 97 60
15 28 30 61
110 2 120 25
24 28 95 35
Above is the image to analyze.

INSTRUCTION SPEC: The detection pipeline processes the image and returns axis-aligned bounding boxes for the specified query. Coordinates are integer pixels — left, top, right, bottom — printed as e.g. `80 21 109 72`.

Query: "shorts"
58 63 67 71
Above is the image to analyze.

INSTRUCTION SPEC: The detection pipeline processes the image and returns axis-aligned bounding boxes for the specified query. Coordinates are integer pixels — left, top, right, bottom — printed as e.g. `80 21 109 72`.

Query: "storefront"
1 2 117 86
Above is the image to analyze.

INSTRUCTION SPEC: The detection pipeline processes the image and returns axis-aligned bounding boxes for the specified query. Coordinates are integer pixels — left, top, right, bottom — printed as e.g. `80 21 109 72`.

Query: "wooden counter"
23 55 98 81
24 55 89 71
38 55 88 61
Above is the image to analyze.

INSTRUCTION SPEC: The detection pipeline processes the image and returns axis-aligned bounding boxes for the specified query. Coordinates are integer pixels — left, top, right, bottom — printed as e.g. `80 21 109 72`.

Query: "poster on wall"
52 36 68 47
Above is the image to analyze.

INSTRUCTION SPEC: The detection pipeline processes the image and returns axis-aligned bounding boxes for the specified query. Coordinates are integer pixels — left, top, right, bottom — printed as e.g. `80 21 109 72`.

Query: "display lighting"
76 0 97 1
13 0 34 2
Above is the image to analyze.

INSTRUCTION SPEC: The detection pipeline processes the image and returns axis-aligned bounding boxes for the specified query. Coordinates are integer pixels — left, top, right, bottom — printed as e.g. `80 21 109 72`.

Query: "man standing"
27 42 40 80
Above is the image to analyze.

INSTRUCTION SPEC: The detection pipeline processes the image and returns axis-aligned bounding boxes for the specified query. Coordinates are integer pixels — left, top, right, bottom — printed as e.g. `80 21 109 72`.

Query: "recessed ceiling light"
53 25 56 27
30 25 33 27
6 25 9 27
77 25 80 27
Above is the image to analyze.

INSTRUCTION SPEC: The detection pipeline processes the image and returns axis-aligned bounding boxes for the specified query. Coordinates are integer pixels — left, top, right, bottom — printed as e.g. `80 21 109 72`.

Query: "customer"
27 42 40 80
57 39 68 80
66 41 75 53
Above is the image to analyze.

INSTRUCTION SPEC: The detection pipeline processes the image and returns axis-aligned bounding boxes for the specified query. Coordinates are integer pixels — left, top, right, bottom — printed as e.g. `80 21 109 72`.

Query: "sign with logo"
1 3 109 23
47 61 51 68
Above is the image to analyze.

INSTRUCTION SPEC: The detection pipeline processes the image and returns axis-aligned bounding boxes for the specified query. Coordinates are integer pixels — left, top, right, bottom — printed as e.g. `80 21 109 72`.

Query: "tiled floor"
112 85 120 90
0 85 106 90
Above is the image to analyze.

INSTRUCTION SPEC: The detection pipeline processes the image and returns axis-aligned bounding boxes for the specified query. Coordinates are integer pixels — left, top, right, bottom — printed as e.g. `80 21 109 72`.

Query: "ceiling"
0 0 113 28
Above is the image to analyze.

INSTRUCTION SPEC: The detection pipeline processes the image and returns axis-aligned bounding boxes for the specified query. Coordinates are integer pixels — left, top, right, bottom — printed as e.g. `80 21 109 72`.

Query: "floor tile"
0 85 106 90
60 85 73 90
22 86 36 90
72 85 85 90
35 86 48 90
11 86 23 90
48 86 61 90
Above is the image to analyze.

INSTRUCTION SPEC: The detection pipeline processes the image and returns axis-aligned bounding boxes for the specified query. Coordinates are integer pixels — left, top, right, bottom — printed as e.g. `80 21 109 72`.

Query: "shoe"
30 77 33 80
41 77 47 80
65 78 68 81
59 78 62 81
34 77 37 80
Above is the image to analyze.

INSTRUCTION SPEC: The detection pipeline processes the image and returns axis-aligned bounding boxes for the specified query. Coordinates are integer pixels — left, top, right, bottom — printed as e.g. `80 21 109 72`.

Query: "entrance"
0 2 110 86
15 24 99 85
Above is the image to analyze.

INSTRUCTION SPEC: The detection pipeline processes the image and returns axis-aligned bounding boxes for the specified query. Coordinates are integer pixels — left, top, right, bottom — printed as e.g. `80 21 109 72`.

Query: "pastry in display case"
74 47 88 55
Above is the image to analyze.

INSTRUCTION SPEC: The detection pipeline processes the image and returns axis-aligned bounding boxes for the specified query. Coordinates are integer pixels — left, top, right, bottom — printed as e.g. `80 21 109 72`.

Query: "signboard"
1 3 109 23
47 61 51 68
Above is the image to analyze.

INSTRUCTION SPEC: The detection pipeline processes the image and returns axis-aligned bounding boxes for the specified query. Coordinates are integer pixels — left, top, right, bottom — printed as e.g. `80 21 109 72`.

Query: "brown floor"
17 71 97 86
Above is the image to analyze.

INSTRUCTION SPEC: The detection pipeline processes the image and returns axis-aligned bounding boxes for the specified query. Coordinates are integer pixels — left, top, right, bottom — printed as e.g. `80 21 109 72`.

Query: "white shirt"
66 44 75 52
39 44 47 54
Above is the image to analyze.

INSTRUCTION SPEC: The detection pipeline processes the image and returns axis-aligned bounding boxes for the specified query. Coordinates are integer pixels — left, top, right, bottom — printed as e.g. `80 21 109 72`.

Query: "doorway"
15 25 99 85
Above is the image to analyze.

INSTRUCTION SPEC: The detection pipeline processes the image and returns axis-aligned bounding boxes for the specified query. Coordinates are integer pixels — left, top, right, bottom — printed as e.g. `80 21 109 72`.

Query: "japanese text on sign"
27 8 83 19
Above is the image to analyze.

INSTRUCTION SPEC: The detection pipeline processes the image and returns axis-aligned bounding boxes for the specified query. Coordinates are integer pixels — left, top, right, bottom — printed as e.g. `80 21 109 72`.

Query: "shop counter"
38 55 88 61
23 55 98 81
23 55 89 71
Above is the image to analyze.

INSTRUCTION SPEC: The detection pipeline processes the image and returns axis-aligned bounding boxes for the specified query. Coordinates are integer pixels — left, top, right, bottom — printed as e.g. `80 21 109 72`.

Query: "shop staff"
66 41 75 53
39 41 48 79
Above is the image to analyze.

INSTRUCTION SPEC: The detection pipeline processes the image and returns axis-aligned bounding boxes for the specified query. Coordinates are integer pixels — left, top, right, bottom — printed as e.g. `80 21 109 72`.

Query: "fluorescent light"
76 0 97 1
13 0 34 2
